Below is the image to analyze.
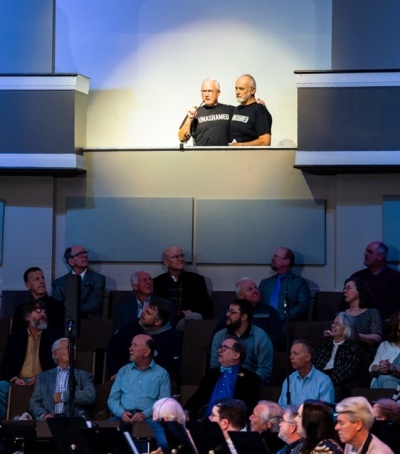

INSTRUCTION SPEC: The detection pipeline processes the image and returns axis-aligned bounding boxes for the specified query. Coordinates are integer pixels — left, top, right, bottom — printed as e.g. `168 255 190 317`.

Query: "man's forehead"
71 245 85 254
223 338 235 348
241 280 256 289
138 272 151 280
28 271 44 279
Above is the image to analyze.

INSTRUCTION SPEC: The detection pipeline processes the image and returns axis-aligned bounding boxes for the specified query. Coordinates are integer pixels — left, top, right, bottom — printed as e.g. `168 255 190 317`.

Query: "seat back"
76 319 114 351
211 291 236 319
183 319 217 352
290 320 329 348
0 291 30 319
90 381 113 420
312 291 344 321
7 384 34 420
180 350 208 385
107 290 134 319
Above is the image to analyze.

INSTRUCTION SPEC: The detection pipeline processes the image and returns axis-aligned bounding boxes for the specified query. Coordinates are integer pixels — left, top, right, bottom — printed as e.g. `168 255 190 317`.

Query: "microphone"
179 101 205 130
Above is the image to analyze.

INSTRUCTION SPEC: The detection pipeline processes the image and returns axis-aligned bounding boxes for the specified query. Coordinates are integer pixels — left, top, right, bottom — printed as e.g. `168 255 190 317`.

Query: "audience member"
0 300 62 419
229 74 272 146
12 267 65 334
107 299 181 382
296 400 343 454
336 396 394 453
113 270 171 332
259 247 311 321
107 334 171 429
351 241 400 320
369 309 400 389
214 277 283 348
372 398 400 422
277 405 305 454
178 78 234 146
343 277 382 347
52 245 106 319
29 337 95 419
185 337 260 419
153 246 212 330
315 312 362 394
278 340 335 407
210 299 273 384
151 398 198 454
209 398 247 454
249 400 285 453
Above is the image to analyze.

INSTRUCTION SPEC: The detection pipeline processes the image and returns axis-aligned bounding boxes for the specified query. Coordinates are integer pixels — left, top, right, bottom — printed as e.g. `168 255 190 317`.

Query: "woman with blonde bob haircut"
335 396 394 453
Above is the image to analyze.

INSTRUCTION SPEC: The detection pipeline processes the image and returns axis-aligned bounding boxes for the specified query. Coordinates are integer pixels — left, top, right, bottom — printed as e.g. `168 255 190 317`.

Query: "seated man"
107 299 181 382
210 299 273 384
13 267 65 334
153 246 213 330
214 277 283 348
107 334 171 429
259 247 311 320
0 300 62 419
277 405 305 454
185 337 260 419
29 337 96 419
249 400 285 453
209 398 247 454
52 245 105 319
278 339 335 407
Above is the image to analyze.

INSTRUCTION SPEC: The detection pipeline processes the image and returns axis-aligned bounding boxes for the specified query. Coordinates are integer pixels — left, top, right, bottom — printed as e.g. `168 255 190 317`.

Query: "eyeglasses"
226 309 241 315
280 419 295 425
218 344 236 352
272 254 286 260
201 90 215 94
166 253 185 260
71 250 89 258
33 308 46 314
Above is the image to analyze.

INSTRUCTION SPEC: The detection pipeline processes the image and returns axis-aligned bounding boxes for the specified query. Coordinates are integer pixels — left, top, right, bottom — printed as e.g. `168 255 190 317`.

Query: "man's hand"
53 392 62 404
131 411 146 422
121 411 134 424
182 310 193 318
187 106 198 120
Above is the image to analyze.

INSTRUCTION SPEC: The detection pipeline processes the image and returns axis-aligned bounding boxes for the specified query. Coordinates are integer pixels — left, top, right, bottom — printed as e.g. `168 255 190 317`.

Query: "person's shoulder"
181 270 205 281
153 272 169 282
251 324 272 342
53 273 70 284
351 268 369 278
86 269 105 280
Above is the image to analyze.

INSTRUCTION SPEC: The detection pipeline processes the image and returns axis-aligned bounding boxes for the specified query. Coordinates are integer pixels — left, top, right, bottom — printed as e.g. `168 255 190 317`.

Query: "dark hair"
344 277 374 308
148 299 171 326
300 400 337 454
230 299 254 324
387 310 400 343
21 299 47 322
145 336 157 357
215 398 247 430
292 339 315 361
64 247 73 262
283 247 295 266
225 336 247 363
23 267 42 283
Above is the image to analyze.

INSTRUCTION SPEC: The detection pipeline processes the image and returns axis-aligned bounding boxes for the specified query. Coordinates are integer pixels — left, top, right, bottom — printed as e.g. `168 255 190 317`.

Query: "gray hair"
153 398 186 425
51 338 69 364
130 270 148 285
335 312 359 342
202 78 220 90
235 277 256 296
257 400 283 432
336 396 375 431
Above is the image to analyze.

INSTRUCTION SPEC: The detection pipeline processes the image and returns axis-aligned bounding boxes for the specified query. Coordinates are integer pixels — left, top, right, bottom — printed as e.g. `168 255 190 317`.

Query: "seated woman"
342 277 383 347
294 400 343 454
150 397 198 454
369 310 400 389
315 312 362 395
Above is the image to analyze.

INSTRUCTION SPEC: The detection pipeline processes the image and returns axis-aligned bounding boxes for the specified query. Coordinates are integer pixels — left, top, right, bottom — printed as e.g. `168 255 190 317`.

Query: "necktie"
220 366 233 374
270 274 283 310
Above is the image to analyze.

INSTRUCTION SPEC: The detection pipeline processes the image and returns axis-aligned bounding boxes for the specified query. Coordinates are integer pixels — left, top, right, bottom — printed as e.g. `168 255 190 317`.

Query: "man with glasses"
178 78 234 146
259 247 311 321
153 245 212 330
277 406 304 454
0 300 62 418
52 244 106 318
185 336 260 419
249 400 285 453
210 299 273 384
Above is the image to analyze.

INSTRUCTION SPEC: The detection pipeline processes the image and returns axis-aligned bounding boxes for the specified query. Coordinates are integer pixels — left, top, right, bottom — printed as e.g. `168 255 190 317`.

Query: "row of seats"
0 289 345 322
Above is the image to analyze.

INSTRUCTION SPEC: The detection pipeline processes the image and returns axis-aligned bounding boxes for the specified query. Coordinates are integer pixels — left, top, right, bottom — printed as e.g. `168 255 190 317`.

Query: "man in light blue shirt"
108 334 171 426
278 340 334 408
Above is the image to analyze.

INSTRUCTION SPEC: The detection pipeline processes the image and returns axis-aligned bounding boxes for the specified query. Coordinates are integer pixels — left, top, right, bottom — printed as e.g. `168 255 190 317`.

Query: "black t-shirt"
229 102 272 143
186 103 234 146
